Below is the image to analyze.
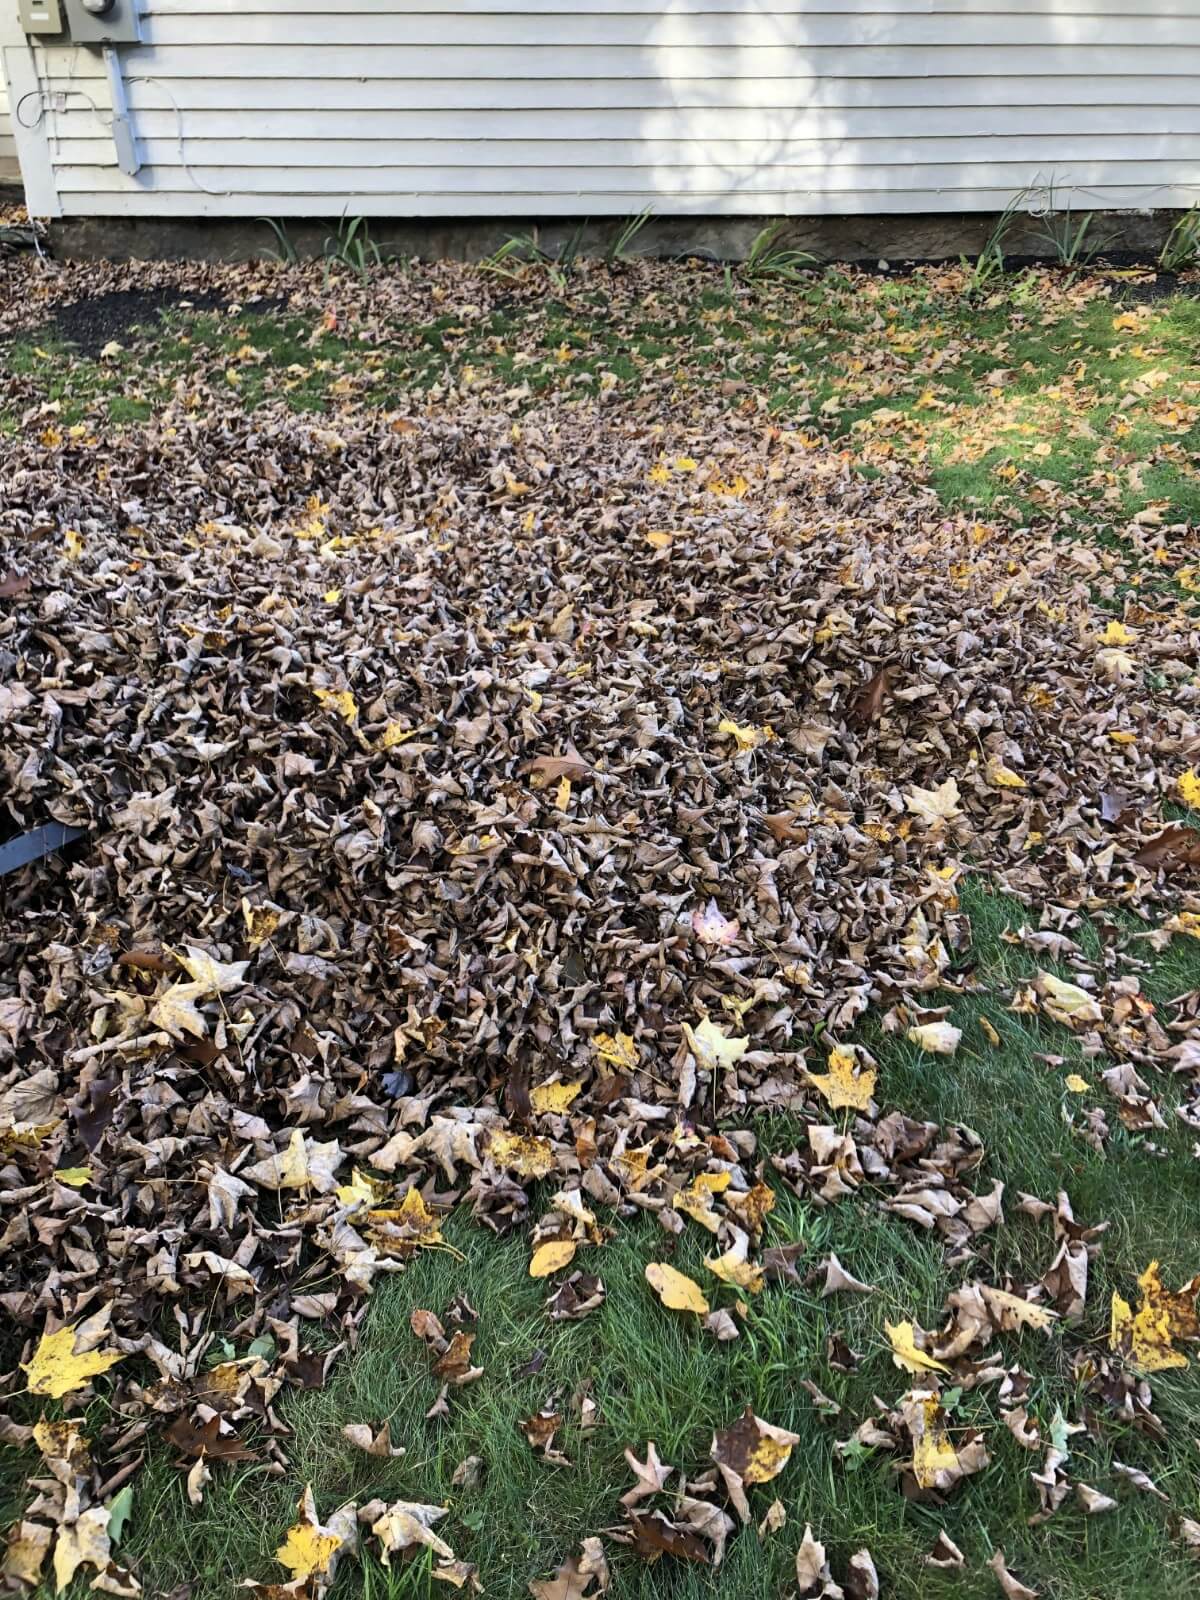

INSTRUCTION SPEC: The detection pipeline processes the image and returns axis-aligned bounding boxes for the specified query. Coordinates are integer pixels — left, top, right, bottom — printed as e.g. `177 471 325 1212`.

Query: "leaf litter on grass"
2 249 1200 1596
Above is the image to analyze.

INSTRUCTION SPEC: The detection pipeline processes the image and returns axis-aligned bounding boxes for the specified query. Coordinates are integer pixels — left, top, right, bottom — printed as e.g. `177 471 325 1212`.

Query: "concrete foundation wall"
47 207 1183 265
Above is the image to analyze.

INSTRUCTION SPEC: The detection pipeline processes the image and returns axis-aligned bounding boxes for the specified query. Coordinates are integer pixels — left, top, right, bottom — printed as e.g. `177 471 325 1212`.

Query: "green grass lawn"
3 257 1200 1598
5 887 1200 1599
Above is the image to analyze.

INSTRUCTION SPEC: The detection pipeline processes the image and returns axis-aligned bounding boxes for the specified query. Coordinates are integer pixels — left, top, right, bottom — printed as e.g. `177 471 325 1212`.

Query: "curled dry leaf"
989 1549 1039 1600
620 1442 673 1508
710 1407 800 1521
906 1022 962 1057
528 1536 610 1600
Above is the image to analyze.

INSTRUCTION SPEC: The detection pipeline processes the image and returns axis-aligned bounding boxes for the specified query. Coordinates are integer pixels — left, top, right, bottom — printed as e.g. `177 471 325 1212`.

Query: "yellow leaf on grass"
276 1498 344 1581
1165 911 1200 941
911 1397 961 1490
530 1240 577 1278
807 1048 876 1112
1110 1261 1200 1373
645 1262 710 1315
1 1522 52 1588
1064 1073 1090 1093
885 1320 951 1376
530 1081 582 1116
1177 769 1200 809
1036 973 1102 1027
704 1239 765 1295
21 1323 124 1399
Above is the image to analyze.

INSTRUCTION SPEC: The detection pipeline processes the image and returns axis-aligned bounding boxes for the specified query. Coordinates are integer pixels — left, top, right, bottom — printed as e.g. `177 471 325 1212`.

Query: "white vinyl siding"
12 1 1200 219
0 60 18 185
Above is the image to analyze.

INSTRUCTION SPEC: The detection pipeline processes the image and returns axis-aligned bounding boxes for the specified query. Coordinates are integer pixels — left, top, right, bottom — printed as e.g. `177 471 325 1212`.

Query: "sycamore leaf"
530 1240 577 1278
692 898 740 946
807 1047 876 1111
1177 769 1200 809
372 1502 455 1565
904 776 961 825
645 1262 709 1315
177 945 250 995
21 1322 124 1399
148 980 209 1040
243 1129 345 1194
885 1320 952 1376
529 1080 583 1115
684 1016 748 1074
980 1286 1058 1333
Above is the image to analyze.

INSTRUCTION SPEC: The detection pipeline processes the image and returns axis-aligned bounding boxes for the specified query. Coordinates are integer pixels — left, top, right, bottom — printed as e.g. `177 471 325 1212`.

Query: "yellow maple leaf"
807 1047 876 1112
718 718 775 755
885 1320 951 1376
276 1488 344 1580
530 1240 577 1278
645 1262 709 1315
1099 619 1137 646
488 1130 557 1179
21 1323 124 1399
1177 769 1200 809
313 687 359 725
1111 1261 1200 1372
1035 973 1102 1027
684 1015 749 1074
594 1031 638 1072
530 1080 583 1115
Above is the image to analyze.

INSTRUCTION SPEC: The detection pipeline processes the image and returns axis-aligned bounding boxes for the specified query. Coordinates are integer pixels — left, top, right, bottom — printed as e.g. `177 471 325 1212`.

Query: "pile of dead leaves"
5 254 1200 1592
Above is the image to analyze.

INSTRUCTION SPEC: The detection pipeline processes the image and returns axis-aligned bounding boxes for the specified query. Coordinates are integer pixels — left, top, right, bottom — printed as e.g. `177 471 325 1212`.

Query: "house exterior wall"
0 47 19 185
4 1 1200 222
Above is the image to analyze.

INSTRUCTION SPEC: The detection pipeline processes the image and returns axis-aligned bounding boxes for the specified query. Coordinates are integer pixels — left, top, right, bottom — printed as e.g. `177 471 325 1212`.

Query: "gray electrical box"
62 0 143 45
18 0 64 34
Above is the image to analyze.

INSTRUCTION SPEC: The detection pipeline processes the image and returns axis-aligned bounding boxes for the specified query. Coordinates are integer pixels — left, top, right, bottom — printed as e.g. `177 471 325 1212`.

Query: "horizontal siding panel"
142 14 1200 47
54 159 1200 195
27 3 1200 219
112 44 1200 76
47 181 1200 220
50 72 1200 110
49 134 1200 170
146 1 1194 15
48 104 1200 141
